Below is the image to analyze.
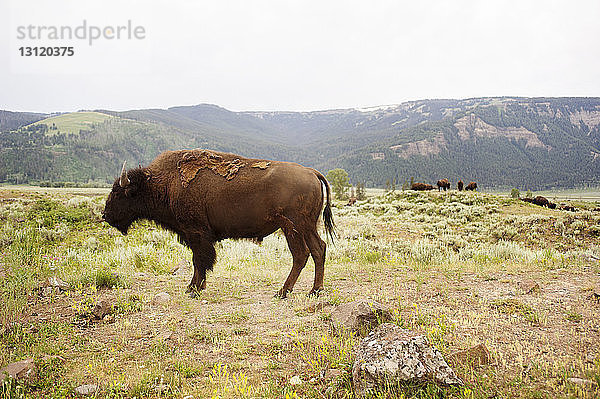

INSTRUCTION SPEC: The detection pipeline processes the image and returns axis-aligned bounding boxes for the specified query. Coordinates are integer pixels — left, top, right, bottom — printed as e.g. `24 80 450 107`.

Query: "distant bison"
102 149 335 298
465 182 478 191
411 183 435 191
346 197 357 206
560 204 576 212
522 195 562 210
457 180 464 191
437 179 450 191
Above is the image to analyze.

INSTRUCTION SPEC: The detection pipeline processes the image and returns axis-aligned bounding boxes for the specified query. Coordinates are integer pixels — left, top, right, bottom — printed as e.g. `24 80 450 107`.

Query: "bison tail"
315 171 337 243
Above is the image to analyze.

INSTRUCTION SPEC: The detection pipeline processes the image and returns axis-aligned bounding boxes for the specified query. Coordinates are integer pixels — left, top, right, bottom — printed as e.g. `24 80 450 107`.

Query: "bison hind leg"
276 215 310 298
305 230 326 296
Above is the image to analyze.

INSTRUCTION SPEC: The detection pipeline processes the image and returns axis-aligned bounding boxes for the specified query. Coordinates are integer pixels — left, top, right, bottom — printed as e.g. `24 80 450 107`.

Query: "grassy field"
0 187 599 398
28 112 113 136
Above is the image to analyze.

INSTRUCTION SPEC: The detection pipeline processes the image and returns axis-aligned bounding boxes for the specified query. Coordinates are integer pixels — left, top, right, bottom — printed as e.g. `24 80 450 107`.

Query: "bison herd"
410 179 478 192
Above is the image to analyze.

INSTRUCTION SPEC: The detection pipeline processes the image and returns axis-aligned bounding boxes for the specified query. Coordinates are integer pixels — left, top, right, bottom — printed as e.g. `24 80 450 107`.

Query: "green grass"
0 188 599 398
28 111 113 136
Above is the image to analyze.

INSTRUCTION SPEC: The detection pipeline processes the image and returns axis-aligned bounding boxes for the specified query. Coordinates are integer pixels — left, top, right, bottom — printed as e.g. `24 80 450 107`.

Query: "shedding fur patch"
177 150 246 187
251 161 271 169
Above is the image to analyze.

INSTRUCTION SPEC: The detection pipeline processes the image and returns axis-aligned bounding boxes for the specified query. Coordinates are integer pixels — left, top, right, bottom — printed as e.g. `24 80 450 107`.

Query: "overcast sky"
1 0 599 113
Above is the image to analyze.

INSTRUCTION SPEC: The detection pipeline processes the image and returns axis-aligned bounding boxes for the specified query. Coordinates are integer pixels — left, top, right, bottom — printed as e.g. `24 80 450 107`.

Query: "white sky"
1 0 599 113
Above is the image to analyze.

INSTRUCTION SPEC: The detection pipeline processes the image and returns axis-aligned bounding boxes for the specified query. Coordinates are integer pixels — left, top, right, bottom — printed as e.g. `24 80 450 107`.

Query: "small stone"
152 292 171 306
448 344 492 367
156 330 173 341
135 272 149 278
92 300 112 320
0 358 35 381
519 280 540 294
289 375 302 385
74 384 98 395
325 368 344 381
331 300 392 335
306 302 328 313
48 276 69 290
201 300 208 305
567 377 597 389
182 396 194 399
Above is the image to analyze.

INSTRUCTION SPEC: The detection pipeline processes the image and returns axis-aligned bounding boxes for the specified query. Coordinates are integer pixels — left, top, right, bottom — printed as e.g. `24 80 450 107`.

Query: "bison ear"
119 161 130 188
143 169 151 181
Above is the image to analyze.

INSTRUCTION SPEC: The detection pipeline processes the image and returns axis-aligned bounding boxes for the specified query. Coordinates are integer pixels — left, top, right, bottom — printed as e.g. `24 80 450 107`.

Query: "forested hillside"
1 97 599 189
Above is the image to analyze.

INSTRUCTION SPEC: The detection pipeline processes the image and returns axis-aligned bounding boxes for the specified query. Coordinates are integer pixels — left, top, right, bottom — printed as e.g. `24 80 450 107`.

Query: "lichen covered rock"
352 323 462 394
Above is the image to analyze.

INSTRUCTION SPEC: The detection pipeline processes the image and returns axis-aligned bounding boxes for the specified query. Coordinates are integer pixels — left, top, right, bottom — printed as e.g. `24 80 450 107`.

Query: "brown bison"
465 182 478 191
411 182 435 191
102 149 335 298
522 196 558 209
437 179 450 191
457 180 464 191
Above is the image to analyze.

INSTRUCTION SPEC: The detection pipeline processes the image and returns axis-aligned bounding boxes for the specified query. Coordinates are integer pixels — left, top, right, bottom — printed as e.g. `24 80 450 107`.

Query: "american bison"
102 149 335 298
437 179 450 191
457 180 464 191
522 195 561 210
465 182 478 191
411 182 435 191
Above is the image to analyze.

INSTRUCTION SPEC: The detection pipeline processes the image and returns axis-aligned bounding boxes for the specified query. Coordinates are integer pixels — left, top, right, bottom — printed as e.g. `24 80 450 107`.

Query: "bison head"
103 162 149 235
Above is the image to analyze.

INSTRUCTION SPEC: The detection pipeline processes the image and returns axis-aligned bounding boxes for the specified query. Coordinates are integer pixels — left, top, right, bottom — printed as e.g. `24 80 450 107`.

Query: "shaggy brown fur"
411 182 435 191
437 179 450 191
103 149 335 298
465 182 478 191
457 180 464 191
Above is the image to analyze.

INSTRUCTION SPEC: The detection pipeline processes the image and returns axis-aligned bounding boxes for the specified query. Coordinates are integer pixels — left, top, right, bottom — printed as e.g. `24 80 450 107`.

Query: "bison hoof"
186 285 205 298
275 288 291 299
308 288 323 297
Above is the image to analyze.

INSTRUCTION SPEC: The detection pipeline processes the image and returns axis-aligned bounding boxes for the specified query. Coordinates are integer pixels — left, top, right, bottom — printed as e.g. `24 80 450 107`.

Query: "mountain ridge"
1 96 599 189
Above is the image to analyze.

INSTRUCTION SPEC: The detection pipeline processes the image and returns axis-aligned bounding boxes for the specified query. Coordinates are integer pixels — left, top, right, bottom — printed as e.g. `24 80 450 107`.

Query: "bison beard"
102 150 335 298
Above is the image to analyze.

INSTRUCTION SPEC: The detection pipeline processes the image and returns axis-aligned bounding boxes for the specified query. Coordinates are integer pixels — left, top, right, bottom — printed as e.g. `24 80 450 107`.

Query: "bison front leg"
187 239 216 298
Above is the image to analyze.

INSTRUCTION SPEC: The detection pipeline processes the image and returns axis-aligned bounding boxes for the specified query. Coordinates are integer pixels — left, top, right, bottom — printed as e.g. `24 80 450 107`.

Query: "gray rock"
352 323 462 395
331 300 392 335
152 292 171 305
74 384 98 395
0 358 35 381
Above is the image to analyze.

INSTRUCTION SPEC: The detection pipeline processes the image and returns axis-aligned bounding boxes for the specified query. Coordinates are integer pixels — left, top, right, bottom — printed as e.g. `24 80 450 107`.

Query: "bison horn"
119 161 130 187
